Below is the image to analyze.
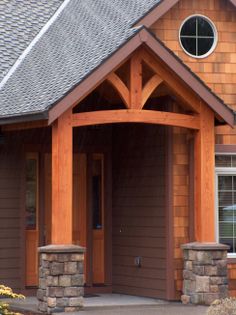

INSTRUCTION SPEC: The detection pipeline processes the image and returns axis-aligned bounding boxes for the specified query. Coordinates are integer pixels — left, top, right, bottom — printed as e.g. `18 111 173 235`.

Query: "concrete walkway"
6 294 208 315
79 304 208 315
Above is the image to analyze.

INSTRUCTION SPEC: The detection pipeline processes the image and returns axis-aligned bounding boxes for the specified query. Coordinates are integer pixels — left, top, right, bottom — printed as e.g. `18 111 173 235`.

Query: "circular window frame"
179 14 218 59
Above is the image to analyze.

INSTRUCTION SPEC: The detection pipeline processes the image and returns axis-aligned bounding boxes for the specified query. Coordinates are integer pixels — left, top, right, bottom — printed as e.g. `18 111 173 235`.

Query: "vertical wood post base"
37 245 85 314
181 242 229 305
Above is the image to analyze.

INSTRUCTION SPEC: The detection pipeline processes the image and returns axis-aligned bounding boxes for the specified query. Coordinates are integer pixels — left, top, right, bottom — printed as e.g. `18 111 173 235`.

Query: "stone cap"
38 244 86 253
181 242 229 251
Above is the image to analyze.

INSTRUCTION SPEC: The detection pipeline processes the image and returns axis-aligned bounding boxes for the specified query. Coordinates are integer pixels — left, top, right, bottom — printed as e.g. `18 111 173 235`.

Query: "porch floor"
6 294 167 313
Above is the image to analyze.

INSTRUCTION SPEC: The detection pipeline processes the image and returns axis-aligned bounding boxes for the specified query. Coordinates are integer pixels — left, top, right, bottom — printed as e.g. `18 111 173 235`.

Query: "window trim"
215 154 236 258
179 14 218 59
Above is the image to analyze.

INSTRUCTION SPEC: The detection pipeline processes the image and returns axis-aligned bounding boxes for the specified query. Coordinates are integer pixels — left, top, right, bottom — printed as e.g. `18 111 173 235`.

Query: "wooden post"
194 104 215 242
130 52 142 109
51 109 73 244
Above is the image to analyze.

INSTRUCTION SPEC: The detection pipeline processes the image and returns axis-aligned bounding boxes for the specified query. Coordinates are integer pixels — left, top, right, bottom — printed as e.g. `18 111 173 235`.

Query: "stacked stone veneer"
181 242 229 305
37 245 85 314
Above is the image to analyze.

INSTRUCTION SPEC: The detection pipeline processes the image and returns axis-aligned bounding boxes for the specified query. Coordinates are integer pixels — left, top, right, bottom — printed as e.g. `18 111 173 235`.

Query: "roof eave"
0 111 48 126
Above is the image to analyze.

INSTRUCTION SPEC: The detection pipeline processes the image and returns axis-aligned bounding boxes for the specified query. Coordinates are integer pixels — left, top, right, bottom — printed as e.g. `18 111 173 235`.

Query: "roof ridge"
0 0 71 90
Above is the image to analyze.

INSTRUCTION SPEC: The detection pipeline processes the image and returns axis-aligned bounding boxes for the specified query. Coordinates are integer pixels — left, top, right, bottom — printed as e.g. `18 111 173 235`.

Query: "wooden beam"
194 104 215 242
215 125 234 135
142 74 163 107
141 49 201 114
72 109 200 130
106 73 130 108
2 120 48 131
51 109 73 244
130 52 142 109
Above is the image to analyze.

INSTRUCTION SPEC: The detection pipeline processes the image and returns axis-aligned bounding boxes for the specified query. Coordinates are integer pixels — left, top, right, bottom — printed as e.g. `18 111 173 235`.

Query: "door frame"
86 151 112 288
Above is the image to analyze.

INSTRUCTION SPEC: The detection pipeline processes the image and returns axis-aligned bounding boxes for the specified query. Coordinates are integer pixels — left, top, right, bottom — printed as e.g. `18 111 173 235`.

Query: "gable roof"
0 0 161 123
0 0 64 82
0 0 235 126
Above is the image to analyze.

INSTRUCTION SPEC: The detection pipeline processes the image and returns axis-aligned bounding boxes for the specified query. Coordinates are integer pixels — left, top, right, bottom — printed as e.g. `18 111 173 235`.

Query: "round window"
179 15 217 58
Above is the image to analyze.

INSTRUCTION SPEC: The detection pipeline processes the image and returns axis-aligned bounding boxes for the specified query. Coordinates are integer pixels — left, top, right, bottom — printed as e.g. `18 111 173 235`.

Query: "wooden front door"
25 153 39 287
73 153 105 285
91 154 105 284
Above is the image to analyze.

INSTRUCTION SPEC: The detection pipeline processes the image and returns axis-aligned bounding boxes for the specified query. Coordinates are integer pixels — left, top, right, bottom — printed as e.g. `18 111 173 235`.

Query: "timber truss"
72 48 201 130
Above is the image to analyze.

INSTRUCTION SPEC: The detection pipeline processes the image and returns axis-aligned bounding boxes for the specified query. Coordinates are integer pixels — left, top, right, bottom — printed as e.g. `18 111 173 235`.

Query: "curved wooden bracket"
106 73 130 108
73 109 200 130
142 74 163 108
141 49 201 114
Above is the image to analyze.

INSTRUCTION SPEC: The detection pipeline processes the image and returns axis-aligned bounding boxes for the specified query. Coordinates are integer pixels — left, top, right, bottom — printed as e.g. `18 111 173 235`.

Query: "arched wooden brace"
142 74 163 108
141 49 201 114
106 53 143 110
72 109 200 130
106 72 130 108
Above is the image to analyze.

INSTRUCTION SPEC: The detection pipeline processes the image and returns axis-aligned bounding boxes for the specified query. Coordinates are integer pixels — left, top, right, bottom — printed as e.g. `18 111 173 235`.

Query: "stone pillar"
37 245 85 314
181 242 229 305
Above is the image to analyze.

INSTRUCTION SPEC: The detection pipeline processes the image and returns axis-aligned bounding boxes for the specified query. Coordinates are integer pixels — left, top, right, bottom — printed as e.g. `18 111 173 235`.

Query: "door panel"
25 230 38 286
93 230 105 283
92 154 105 284
25 153 39 287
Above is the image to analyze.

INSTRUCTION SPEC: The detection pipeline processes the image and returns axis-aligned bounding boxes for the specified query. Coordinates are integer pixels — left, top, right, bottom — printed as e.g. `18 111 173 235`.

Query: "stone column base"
181 242 229 305
37 245 85 314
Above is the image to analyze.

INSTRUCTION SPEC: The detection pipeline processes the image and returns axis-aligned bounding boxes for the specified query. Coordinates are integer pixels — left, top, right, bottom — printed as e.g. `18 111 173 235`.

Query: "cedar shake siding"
112 124 167 298
150 0 236 110
150 0 236 146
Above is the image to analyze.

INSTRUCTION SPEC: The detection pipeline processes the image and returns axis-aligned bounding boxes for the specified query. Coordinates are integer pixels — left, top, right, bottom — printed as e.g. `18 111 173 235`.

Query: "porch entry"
25 152 106 287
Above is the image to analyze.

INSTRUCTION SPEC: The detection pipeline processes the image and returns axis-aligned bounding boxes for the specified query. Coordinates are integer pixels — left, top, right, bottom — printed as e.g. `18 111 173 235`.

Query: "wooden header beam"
72 109 200 130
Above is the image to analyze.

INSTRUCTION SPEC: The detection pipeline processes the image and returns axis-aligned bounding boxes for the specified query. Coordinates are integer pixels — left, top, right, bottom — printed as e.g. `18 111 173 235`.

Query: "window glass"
181 38 196 56
92 157 103 230
197 17 214 36
26 158 37 230
180 17 196 36
216 155 232 167
179 15 217 58
216 155 236 254
198 37 214 56
218 175 236 253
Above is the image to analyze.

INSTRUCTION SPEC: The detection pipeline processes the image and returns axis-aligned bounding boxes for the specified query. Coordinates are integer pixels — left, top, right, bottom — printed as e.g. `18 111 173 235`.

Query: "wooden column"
130 52 142 109
51 109 73 244
194 104 215 242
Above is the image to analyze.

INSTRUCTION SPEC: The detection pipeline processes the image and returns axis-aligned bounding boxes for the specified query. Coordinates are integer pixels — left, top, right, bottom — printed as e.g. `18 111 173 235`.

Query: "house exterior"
0 0 236 311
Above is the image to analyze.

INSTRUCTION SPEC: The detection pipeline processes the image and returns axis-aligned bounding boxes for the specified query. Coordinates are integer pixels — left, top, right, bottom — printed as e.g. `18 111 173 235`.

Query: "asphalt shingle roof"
0 0 161 120
0 0 64 82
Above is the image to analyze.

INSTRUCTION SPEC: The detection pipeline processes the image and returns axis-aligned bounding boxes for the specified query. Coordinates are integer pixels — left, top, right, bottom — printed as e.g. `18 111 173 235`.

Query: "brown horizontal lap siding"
112 124 167 298
172 127 190 299
0 154 22 289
